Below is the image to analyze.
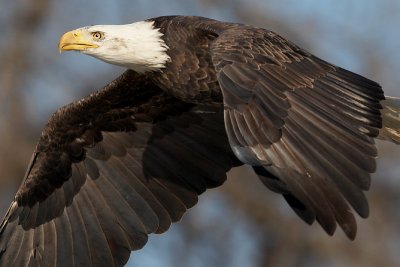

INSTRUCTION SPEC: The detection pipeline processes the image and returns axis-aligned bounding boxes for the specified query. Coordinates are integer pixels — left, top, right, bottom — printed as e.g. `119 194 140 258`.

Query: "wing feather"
211 26 383 238
73 190 115 267
0 70 240 266
54 210 73 267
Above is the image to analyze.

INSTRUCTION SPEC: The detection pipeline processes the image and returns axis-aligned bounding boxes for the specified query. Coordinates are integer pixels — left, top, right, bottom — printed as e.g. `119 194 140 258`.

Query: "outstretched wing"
0 70 240 266
210 26 384 239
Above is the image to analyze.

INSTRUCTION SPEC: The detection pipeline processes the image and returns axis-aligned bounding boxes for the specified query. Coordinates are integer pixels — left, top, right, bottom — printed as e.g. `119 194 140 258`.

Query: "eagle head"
58 21 170 72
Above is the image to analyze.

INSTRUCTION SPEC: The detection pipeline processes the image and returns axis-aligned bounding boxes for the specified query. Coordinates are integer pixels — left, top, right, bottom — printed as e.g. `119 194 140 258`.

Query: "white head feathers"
81 21 171 72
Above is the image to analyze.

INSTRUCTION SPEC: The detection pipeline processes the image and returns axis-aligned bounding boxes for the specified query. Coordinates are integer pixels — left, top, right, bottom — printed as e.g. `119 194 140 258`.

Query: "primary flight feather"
1 15 400 266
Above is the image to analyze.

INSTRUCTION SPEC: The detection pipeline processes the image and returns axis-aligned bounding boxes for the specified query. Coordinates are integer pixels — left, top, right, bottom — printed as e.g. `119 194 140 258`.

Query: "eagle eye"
92 31 104 40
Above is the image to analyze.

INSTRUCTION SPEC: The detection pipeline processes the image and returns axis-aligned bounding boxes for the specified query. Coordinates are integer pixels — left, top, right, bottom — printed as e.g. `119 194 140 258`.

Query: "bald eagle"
1 15 400 266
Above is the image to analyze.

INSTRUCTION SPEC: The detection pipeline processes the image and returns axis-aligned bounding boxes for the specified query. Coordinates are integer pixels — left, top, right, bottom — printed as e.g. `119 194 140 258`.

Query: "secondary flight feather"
1 15 400 266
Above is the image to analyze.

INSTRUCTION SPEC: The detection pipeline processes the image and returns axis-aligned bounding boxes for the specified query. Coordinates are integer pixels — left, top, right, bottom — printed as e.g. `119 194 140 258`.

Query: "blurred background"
1 0 400 266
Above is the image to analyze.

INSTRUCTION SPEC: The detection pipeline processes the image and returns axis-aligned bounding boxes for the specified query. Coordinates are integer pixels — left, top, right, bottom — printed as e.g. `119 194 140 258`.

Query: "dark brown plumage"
1 15 398 266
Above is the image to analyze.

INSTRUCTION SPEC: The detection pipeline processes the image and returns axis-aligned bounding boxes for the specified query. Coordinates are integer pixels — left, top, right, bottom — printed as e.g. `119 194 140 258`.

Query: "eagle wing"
210 26 384 239
0 70 240 266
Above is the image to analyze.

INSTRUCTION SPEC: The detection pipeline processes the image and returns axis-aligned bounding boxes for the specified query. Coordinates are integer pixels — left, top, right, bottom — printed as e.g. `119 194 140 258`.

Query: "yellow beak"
58 30 99 52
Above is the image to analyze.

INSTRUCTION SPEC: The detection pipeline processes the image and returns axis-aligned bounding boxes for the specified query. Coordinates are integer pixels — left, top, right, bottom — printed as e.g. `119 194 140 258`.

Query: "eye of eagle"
92 31 104 40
